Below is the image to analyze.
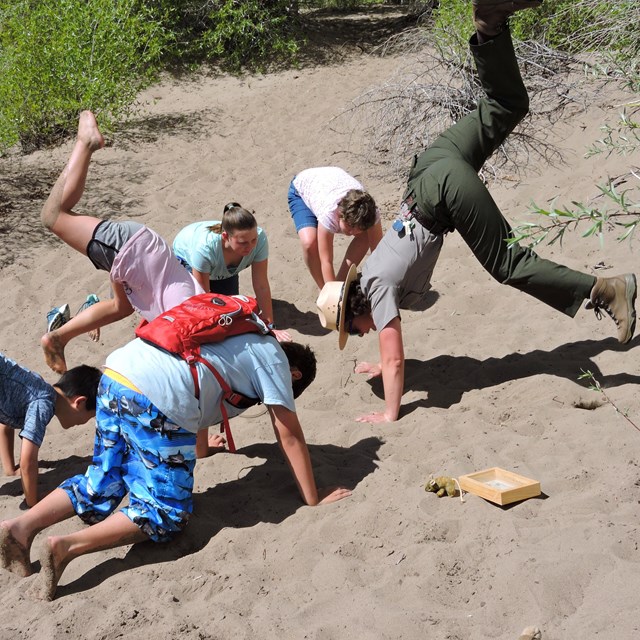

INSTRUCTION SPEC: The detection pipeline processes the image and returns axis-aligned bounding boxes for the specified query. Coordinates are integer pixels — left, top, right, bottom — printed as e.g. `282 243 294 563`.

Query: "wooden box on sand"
458 467 541 506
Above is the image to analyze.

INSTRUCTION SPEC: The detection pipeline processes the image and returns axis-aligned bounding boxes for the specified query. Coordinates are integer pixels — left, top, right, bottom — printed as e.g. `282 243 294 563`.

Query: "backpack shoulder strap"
191 355 238 453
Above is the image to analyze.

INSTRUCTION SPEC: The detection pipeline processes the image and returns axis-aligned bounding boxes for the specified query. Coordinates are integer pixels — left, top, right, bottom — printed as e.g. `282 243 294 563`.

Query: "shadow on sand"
53 436 383 598
361 336 640 416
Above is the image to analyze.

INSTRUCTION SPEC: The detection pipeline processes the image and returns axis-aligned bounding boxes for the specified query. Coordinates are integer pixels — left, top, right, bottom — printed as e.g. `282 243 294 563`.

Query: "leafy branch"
508 174 640 249
578 369 640 433
586 108 640 158
510 109 640 248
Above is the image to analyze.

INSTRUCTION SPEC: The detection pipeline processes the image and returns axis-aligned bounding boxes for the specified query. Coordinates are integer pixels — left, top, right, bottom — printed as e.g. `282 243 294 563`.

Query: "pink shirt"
110 226 204 322
292 167 380 234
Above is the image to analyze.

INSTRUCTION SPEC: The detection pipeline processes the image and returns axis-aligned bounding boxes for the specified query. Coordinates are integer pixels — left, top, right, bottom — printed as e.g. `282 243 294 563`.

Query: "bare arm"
0 423 18 476
356 317 404 423
317 225 336 284
252 260 292 342
195 429 226 459
192 269 211 293
19 439 40 507
268 404 350 505
52 284 134 343
337 233 370 281
251 259 274 324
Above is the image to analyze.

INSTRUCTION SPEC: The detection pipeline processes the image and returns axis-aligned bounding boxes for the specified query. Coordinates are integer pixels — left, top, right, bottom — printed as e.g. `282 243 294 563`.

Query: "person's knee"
123 503 190 543
513 100 529 123
40 202 60 231
298 229 318 252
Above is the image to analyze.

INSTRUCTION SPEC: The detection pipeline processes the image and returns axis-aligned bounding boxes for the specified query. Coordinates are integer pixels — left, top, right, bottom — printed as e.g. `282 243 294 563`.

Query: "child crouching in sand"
0 352 101 507
1 334 350 599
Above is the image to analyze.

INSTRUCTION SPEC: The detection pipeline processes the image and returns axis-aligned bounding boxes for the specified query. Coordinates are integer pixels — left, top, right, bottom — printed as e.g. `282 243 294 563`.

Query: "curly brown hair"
343 273 371 325
337 189 377 231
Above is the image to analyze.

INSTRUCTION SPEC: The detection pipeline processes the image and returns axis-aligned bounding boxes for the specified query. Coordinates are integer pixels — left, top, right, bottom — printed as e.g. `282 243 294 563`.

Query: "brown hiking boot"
587 273 637 344
473 0 543 37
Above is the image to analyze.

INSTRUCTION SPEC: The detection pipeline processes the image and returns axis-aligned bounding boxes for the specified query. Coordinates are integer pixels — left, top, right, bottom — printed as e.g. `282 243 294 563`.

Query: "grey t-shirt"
360 222 443 331
0 353 57 447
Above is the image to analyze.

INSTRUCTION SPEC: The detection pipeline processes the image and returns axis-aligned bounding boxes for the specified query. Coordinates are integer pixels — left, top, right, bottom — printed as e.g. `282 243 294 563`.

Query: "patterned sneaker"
46 304 70 332
473 0 543 37
588 273 637 344
77 293 99 314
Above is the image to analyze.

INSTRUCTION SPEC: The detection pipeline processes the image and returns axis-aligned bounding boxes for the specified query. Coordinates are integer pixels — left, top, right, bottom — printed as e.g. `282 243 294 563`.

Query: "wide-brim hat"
316 264 358 350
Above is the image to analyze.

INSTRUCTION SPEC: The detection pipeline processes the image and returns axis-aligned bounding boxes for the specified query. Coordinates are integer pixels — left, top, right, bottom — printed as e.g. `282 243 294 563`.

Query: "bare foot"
2 465 21 478
518 627 542 640
41 331 67 373
88 327 100 342
77 111 104 152
0 524 32 577
33 537 70 601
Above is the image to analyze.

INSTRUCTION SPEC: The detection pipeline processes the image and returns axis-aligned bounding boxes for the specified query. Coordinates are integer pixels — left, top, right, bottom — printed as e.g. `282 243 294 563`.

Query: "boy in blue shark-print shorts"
60 375 195 541
1 333 350 599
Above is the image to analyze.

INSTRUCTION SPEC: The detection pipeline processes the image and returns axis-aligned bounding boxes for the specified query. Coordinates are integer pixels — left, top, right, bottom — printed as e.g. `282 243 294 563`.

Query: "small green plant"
0 0 303 153
586 108 640 159
578 369 639 433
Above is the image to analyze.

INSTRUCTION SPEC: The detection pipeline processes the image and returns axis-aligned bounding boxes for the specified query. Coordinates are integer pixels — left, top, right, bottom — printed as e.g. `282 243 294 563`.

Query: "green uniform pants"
405 28 595 317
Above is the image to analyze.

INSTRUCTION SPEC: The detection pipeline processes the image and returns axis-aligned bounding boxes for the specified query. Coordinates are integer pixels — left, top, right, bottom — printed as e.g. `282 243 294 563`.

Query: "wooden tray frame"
458 467 540 506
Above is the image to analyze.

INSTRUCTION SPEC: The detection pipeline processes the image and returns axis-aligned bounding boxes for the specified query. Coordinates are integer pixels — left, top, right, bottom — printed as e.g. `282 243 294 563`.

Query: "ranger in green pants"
316 0 637 424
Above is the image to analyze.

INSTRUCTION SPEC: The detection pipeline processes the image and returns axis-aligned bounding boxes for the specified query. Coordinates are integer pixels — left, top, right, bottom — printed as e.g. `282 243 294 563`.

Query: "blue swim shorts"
60 374 196 543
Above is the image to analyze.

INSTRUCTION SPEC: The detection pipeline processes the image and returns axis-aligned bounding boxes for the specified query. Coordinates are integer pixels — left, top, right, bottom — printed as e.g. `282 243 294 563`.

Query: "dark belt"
403 194 454 236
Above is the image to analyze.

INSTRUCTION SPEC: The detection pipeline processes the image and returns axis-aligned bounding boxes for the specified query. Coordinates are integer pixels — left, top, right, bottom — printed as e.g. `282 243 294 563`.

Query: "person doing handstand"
316 0 637 424
40 111 204 374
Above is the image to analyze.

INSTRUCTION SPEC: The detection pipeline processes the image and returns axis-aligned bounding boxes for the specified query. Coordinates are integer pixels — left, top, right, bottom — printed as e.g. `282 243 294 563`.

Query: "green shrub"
0 0 168 153
196 0 299 70
432 0 640 89
152 0 299 71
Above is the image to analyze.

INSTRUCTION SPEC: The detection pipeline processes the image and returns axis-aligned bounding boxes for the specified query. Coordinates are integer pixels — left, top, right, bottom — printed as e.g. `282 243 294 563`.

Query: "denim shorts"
60 374 196 543
87 220 145 272
288 181 317 233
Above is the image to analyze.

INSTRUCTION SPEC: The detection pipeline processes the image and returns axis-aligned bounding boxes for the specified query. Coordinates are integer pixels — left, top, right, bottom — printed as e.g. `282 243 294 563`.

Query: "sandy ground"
1 8 639 640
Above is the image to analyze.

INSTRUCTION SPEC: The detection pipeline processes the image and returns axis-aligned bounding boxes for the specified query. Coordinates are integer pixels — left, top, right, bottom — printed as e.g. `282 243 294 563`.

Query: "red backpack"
135 293 273 452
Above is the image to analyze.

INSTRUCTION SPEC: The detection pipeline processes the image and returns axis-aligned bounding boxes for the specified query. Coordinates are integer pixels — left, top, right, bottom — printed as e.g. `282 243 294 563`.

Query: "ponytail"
207 202 257 234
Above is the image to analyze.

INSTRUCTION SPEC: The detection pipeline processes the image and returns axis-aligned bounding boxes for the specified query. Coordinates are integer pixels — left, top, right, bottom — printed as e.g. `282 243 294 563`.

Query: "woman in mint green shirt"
173 203 290 342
